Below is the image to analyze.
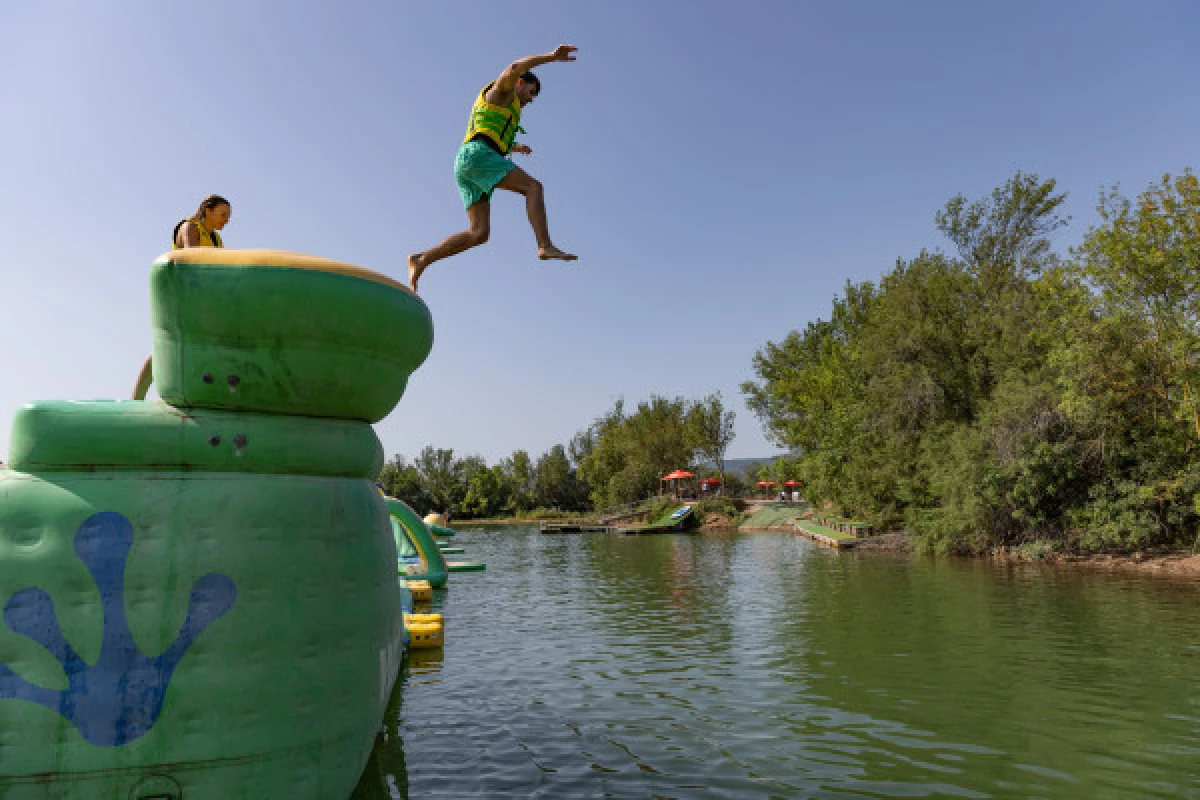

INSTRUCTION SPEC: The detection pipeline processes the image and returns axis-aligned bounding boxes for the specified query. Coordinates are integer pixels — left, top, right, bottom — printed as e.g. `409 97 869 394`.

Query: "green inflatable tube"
428 523 456 538
150 249 433 422
0 249 432 798
446 560 487 572
386 498 448 589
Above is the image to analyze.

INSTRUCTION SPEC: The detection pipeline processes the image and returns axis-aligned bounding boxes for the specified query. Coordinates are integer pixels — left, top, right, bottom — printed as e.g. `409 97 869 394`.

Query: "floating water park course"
0 248 433 798
387 499 484 648
389 497 449 588
390 501 486 574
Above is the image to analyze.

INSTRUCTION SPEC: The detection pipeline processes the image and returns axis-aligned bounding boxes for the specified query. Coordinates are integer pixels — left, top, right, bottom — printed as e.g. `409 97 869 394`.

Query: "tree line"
378 393 737 518
742 169 1200 555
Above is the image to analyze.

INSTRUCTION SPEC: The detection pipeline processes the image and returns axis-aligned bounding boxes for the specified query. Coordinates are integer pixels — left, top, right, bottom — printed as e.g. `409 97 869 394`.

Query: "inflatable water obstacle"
422 512 455 537
387 499 488 647
404 579 434 604
0 249 433 798
446 558 486 572
404 612 445 649
389 497 449 588
390 498 486 582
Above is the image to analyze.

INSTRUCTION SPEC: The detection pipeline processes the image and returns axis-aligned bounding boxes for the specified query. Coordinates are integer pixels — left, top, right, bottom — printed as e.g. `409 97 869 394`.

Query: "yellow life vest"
172 218 223 250
462 82 523 155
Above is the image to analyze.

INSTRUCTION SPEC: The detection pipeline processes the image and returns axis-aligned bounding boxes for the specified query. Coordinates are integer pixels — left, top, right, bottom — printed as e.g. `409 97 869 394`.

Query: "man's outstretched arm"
493 44 578 93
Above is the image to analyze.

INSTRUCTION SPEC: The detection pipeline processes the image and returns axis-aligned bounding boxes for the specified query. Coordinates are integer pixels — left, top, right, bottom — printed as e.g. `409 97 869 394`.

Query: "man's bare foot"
408 254 426 292
538 245 578 261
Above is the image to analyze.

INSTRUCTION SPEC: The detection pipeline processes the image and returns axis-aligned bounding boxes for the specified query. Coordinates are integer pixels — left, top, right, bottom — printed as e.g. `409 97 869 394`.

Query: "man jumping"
408 44 579 292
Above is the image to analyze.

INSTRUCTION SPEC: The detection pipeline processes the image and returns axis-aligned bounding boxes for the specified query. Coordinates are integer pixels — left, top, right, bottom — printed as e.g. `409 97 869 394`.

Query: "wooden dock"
541 504 696 535
539 522 618 534
613 523 680 535
792 520 858 549
538 521 685 535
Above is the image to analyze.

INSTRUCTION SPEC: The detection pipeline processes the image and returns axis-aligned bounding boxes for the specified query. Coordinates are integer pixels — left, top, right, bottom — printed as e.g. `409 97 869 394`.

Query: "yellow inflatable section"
160 247 415 294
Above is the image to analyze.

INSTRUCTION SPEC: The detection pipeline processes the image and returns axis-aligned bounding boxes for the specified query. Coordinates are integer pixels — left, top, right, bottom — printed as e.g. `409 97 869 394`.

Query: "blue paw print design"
0 512 236 746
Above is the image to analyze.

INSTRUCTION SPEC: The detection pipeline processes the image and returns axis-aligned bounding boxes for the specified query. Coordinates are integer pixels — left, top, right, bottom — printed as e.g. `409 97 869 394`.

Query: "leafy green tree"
686 392 736 486
720 470 748 499
377 455 432 513
535 444 590 511
743 281 878 516
742 280 875 456
461 464 507 518
741 171 1148 551
1070 171 1200 441
499 450 537 513
572 400 625 507
413 446 459 514
936 171 1068 284
575 395 695 508
624 396 693 476
1054 171 1200 549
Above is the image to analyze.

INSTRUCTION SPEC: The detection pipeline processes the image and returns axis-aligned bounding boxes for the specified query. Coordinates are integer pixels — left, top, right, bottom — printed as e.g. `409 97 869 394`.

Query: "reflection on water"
353 527 1200 799
348 662 408 799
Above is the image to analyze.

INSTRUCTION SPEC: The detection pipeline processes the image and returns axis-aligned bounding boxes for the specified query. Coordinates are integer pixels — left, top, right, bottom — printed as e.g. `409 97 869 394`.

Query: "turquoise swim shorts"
454 140 516 209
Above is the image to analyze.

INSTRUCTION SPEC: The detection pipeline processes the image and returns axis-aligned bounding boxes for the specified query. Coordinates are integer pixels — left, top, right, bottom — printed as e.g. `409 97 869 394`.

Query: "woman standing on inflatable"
173 194 231 248
132 195 233 398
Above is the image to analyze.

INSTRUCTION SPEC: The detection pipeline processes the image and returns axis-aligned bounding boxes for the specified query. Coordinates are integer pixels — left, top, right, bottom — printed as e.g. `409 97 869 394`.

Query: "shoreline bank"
448 515 1200 579
721 522 1200 579
992 548 1200 579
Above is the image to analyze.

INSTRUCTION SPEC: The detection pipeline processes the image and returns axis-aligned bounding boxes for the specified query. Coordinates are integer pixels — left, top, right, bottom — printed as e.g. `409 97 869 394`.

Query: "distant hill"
718 456 787 477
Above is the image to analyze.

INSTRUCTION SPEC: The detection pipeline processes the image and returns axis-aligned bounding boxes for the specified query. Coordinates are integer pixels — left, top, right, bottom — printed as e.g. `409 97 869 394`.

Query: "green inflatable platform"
0 249 433 798
446 560 487 572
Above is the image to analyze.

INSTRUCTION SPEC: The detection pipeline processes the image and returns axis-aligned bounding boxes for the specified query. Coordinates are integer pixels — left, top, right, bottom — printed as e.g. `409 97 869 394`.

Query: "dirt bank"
852 532 913 552
699 512 737 530
999 549 1200 578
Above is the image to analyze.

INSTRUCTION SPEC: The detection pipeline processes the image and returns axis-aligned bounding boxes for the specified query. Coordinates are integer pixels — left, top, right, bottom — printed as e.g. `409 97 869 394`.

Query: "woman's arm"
178 220 201 248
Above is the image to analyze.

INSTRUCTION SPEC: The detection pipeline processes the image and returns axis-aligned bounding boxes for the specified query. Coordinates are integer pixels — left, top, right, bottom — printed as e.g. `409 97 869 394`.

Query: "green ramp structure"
0 248 433 798
619 505 693 534
387 496 449 588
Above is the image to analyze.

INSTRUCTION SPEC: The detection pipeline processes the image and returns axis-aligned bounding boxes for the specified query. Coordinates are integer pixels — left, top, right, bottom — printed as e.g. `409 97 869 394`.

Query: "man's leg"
408 201 492 292
495 166 577 261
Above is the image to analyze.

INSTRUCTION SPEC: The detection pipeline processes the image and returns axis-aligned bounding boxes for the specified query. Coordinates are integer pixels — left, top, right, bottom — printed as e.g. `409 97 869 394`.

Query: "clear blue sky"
1 1 1197 465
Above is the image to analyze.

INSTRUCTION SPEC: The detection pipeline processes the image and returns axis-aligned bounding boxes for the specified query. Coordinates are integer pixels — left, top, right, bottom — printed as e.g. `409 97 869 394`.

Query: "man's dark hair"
520 71 541 96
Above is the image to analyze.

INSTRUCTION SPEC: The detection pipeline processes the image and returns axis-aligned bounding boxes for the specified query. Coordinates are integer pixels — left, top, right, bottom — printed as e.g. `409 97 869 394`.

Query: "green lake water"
352 527 1200 798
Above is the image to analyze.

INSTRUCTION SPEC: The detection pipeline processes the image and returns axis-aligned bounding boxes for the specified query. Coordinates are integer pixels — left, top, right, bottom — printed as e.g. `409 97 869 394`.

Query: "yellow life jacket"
462 82 523 155
172 218 223 250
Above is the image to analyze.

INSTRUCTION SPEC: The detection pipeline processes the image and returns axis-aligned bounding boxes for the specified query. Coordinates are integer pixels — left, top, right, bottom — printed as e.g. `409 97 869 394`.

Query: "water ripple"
352 528 1200 799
